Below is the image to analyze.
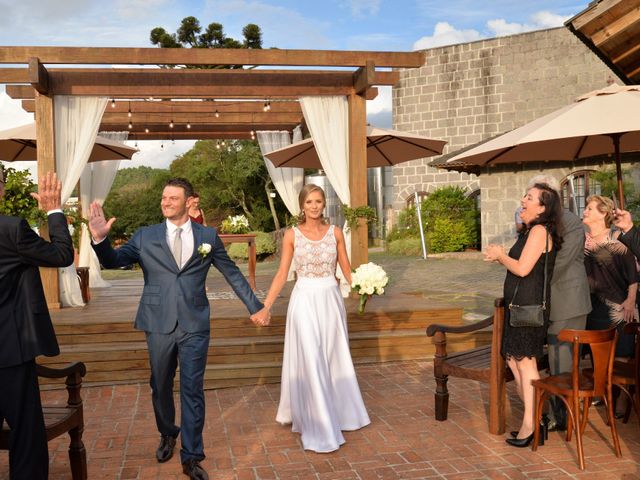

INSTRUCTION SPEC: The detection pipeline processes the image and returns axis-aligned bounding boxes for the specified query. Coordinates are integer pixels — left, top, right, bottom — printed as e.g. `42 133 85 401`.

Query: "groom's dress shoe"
182 459 209 480
156 434 176 463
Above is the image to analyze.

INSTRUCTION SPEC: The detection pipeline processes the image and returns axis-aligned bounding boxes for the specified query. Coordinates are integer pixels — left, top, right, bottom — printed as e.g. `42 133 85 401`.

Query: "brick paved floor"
2 360 639 479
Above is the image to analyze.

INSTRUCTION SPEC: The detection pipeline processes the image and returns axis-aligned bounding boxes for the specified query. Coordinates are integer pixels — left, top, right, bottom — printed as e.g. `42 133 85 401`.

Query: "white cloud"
487 11 568 37
124 140 195 170
413 22 482 50
345 0 381 17
413 10 571 50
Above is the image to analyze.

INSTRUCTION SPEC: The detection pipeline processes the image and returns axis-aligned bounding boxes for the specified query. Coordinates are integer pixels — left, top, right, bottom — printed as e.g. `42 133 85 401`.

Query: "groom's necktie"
172 227 182 267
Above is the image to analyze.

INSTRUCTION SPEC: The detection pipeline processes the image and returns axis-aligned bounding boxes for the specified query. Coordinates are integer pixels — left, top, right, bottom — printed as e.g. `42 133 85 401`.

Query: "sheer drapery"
299 96 351 295
256 127 304 216
55 95 108 306
257 127 304 281
78 131 127 288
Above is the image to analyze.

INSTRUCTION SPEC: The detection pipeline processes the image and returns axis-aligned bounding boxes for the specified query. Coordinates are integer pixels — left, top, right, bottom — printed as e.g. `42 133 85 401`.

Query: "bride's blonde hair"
297 184 327 225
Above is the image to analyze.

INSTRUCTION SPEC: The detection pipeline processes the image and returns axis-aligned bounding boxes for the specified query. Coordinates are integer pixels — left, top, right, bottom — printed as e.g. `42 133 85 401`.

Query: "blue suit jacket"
93 221 263 333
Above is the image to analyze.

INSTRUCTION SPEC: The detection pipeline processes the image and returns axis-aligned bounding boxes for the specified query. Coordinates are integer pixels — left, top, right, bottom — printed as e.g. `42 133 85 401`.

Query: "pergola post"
348 92 368 268
35 91 61 309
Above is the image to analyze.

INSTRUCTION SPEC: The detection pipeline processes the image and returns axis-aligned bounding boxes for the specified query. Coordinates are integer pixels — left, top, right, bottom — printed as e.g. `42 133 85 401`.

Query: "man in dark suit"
0 170 74 480
89 178 264 480
614 208 640 259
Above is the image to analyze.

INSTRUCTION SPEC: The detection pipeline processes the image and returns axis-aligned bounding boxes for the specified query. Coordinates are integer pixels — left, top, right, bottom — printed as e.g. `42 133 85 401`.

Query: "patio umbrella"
446 84 640 208
0 122 137 162
264 125 446 168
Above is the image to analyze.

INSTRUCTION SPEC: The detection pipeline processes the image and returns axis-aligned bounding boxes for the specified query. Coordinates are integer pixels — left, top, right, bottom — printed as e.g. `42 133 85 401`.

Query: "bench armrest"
426 314 493 337
36 362 87 379
36 362 87 408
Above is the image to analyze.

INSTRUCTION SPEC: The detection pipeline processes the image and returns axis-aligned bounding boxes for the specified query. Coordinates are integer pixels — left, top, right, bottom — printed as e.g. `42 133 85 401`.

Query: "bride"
252 184 370 452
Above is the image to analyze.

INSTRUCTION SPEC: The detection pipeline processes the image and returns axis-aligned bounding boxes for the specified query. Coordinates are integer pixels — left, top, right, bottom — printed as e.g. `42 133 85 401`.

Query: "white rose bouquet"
351 262 389 315
220 214 250 234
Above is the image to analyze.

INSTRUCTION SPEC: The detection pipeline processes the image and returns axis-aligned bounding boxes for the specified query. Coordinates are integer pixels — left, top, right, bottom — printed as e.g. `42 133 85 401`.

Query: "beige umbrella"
265 125 446 168
0 123 137 162
446 84 640 208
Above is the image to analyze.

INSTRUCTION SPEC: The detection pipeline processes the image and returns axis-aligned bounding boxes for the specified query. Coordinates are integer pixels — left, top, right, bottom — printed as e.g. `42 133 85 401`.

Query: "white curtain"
78 131 126 288
256 127 304 281
55 95 108 307
299 96 351 295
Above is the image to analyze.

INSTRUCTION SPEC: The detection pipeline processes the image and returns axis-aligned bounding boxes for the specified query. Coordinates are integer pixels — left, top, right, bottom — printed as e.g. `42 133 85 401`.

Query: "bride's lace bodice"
293 225 337 278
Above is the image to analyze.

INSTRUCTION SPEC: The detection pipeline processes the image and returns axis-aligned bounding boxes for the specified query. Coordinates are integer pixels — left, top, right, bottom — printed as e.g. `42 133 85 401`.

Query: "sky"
0 0 591 174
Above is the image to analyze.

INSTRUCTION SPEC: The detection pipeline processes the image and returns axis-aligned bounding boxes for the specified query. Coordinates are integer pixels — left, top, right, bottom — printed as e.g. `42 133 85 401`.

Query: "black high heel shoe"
507 418 548 445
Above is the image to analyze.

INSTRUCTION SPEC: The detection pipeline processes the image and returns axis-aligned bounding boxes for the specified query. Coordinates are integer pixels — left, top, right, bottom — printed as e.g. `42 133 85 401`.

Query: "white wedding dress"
276 226 370 452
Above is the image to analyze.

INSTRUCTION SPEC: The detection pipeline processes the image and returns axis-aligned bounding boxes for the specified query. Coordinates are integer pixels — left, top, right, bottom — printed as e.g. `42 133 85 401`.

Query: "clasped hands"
251 307 271 327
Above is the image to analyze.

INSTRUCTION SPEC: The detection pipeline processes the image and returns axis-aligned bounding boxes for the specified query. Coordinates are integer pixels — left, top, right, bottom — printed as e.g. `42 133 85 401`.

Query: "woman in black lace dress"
485 183 563 448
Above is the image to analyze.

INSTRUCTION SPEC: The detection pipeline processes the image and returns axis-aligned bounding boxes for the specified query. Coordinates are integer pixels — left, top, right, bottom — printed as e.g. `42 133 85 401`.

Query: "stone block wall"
391 27 622 247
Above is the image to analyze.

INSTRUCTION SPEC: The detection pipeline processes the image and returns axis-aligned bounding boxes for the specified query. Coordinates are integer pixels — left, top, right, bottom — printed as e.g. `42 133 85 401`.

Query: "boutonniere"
197 243 211 263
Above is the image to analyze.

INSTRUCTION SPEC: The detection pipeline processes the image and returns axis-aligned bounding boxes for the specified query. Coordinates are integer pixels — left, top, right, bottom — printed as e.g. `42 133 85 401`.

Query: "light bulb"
145 128 149 133
169 120 174 128
128 121 133 129
111 99 116 108
215 110 220 118
186 122 191 129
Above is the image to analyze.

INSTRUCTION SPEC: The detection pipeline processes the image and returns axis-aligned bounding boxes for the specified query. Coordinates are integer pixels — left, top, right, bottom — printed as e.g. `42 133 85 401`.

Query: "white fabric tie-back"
78 131 127 289
299 96 351 296
257 127 304 281
55 95 108 307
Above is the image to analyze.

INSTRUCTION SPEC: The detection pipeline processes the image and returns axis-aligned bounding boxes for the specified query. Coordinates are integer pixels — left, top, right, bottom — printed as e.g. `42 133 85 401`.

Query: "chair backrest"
558 327 618 396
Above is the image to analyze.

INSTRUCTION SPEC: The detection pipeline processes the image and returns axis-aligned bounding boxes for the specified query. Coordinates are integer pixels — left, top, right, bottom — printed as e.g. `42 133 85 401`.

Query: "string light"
128 121 133 130
221 140 226 147
111 98 116 108
145 127 149 133
263 100 268 112
169 119 174 129
215 110 220 118
216 140 221 150
127 101 132 118
160 142 164 151
186 122 191 129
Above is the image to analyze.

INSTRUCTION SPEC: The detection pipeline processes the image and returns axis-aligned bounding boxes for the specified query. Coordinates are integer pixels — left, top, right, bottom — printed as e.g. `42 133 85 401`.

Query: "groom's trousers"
146 325 210 464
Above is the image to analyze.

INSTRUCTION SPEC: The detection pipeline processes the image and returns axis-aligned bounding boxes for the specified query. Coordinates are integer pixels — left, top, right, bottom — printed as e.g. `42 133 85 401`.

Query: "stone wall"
391 27 623 247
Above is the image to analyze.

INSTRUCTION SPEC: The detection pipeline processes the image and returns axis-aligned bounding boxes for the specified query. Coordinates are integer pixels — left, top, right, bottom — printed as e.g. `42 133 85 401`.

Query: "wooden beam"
128 132 257 140
115 123 296 134
0 46 426 68
364 87 379 100
348 92 368 269
24 99 303 114
29 57 49 94
34 92 60 309
568 0 626 31
100 112 303 124
591 5 640 47
0 68 28 83
353 60 375 94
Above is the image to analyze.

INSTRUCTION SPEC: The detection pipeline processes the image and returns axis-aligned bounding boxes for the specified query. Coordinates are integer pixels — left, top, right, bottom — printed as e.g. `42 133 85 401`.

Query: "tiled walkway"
3 360 639 479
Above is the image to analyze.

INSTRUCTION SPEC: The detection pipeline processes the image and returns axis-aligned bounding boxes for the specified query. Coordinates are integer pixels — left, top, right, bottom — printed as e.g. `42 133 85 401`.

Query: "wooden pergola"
0 46 425 307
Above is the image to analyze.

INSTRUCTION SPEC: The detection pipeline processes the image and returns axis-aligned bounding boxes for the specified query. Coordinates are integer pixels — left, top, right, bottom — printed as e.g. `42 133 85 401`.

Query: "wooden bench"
426 297 548 435
0 362 87 479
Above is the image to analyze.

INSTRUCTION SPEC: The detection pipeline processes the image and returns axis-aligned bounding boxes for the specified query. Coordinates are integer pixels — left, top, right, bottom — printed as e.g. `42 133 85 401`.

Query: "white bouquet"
351 262 389 315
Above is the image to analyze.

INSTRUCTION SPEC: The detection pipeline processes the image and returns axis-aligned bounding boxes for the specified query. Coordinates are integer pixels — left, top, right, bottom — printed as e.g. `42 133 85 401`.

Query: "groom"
89 178 264 480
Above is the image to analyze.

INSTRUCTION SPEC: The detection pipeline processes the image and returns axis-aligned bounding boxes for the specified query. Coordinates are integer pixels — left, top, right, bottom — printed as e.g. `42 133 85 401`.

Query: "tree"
102 167 171 241
150 17 263 68
169 140 286 231
0 166 44 226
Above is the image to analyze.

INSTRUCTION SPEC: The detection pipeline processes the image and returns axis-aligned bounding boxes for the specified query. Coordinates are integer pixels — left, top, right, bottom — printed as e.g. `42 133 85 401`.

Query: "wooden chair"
532 327 620 471
610 322 640 426
0 362 88 480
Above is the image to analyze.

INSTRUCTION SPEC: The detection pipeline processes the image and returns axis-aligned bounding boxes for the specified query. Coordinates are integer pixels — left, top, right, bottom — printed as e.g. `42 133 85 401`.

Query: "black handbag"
508 230 549 328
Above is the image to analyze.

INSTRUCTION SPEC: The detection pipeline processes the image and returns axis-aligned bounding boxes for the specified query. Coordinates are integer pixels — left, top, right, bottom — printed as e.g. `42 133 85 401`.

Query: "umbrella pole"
612 134 624 210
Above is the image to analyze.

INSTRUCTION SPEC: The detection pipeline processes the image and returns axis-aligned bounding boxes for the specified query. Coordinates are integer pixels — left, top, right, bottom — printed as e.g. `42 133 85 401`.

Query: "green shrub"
227 231 276 260
386 205 420 242
386 237 424 256
0 167 45 226
430 218 471 253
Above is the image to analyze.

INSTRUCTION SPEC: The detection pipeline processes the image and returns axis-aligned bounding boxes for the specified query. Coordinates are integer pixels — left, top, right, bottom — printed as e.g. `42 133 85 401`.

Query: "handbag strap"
509 228 549 309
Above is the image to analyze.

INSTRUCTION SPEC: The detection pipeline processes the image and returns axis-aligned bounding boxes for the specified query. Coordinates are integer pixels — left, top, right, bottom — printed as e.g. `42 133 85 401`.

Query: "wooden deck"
43 278 489 389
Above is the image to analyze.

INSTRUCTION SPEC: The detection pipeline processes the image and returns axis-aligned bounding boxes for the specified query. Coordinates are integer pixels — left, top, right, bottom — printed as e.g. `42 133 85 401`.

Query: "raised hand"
88 201 116 242
30 172 62 212
613 208 634 234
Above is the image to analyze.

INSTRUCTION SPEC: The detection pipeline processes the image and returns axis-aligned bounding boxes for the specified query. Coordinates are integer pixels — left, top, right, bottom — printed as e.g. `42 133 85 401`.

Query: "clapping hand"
88 201 116 243
251 307 271 327
484 244 505 263
31 172 62 212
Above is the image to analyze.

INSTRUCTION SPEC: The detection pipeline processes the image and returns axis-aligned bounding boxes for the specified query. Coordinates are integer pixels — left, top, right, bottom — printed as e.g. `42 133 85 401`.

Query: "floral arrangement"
220 214 250 234
351 262 389 315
